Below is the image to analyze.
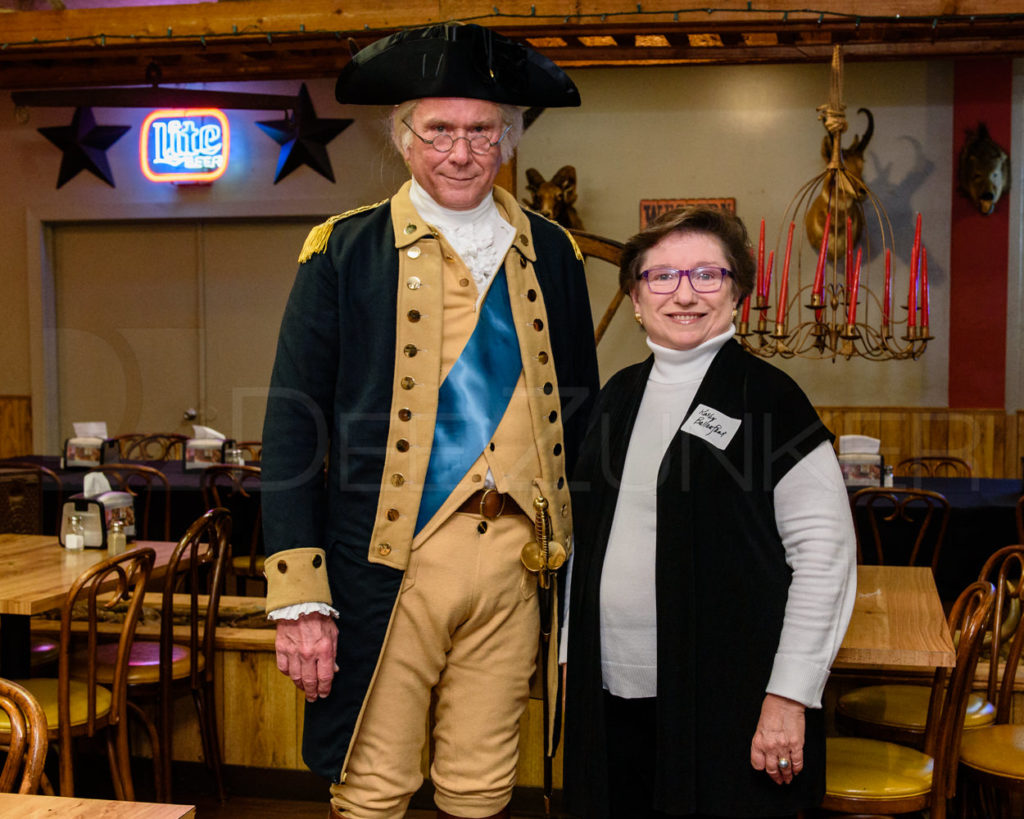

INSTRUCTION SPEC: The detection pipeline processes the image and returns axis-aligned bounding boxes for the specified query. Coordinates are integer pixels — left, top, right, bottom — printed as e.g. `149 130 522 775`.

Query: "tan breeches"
330 510 540 819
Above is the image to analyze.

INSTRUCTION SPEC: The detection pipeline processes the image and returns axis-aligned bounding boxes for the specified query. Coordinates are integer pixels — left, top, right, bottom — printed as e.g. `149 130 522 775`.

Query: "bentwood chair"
201 465 263 595
834 549 1014 748
111 433 148 460
896 455 973 479
234 441 262 463
850 487 951 576
2 547 156 799
957 544 1024 817
89 508 231 802
0 677 49 794
87 464 171 541
124 433 189 462
823 580 995 819
1016 495 1023 544
0 461 63 535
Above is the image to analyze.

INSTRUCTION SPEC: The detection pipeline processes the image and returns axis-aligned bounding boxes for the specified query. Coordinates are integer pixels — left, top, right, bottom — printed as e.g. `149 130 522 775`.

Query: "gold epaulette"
521 205 583 263
560 225 584 262
297 199 387 264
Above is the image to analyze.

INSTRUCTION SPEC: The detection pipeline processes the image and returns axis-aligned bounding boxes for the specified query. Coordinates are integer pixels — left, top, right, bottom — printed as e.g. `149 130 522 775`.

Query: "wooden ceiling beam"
0 1 1022 90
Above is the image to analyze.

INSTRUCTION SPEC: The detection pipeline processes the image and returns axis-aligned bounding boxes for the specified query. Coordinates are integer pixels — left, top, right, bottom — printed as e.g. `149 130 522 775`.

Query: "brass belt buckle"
479 487 506 520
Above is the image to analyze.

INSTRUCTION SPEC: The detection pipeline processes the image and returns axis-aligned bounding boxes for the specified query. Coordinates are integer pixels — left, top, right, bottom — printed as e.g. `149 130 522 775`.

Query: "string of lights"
2 6 1023 52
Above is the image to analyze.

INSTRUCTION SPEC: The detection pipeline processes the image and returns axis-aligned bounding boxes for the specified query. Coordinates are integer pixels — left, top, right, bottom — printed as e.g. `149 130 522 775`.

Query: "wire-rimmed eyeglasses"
638 266 733 294
403 119 512 155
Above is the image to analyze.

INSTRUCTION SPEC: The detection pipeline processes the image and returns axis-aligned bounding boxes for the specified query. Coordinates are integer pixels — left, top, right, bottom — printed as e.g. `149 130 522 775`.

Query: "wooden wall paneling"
219 649 305 769
0 396 31 458
876 409 910 472
818 408 841 441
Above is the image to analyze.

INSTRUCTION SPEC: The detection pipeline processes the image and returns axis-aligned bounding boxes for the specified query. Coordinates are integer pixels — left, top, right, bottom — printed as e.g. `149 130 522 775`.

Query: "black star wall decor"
256 83 352 184
38 106 131 188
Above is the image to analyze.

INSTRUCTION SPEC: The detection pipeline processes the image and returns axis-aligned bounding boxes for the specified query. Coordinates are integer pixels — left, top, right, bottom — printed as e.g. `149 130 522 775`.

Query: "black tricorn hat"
335 23 580 108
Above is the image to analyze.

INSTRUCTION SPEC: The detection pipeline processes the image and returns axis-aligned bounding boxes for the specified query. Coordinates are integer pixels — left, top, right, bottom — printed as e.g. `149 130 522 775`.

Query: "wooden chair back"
0 678 48 794
1016 494 1023 544
86 464 171 540
235 441 262 462
977 544 1024 724
570 229 624 345
850 487 951 573
0 461 64 535
200 465 262 587
896 455 973 478
159 507 232 692
926 580 996 805
124 433 188 462
111 433 148 459
57 547 156 798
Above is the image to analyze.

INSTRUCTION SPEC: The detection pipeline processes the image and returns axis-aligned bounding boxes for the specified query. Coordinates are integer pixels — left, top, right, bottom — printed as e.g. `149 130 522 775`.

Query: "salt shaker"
66 514 85 550
883 465 894 488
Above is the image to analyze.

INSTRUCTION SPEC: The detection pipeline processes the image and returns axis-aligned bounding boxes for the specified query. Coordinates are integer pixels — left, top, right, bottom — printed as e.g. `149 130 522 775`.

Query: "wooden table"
0 533 180 678
834 564 956 669
0 792 195 817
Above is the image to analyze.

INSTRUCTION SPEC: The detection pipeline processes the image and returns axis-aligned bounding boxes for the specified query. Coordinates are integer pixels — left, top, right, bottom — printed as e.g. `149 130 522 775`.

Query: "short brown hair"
618 206 756 303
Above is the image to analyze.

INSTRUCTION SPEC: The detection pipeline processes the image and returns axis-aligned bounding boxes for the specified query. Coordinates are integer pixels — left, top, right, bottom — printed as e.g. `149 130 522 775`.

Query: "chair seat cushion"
837 683 995 729
826 736 933 799
960 724 1024 778
0 677 111 733
81 641 200 685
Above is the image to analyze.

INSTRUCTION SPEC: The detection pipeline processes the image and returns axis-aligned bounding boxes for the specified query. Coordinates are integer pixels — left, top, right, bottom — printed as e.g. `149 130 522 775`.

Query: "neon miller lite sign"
140 108 230 183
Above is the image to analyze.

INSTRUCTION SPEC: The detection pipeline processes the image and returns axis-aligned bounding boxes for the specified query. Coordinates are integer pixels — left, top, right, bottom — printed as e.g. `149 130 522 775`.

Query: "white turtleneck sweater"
271 181 516 622
561 327 856 710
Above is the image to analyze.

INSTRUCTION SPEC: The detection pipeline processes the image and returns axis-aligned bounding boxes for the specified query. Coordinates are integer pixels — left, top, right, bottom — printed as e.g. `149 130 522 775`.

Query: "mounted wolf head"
959 124 1010 215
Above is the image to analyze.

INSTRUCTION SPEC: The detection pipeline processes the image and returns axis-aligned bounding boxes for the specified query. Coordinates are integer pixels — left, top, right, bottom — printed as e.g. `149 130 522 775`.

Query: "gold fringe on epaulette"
561 226 583 262
297 199 387 264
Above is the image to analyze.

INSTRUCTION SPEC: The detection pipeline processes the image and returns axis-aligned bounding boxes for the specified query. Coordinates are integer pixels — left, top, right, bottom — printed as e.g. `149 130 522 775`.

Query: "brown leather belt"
457 488 523 519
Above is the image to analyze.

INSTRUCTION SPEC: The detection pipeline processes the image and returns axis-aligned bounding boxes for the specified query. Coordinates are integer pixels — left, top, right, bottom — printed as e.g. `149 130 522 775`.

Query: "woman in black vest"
563 207 857 818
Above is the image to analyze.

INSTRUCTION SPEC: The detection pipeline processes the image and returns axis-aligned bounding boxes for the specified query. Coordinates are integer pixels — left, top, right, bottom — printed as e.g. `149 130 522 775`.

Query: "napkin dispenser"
837 434 884 487
59 491 135 549
62 436 120 469
183 437 236 471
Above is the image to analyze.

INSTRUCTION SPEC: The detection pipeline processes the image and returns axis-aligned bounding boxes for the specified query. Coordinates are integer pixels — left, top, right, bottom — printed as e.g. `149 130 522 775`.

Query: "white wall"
518 60 957 406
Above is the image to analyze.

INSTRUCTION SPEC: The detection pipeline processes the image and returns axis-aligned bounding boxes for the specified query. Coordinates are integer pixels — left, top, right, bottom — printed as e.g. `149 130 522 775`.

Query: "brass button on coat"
391 473 405 486
459 277 470 287
543 382 553 395
396 439 410 452
386 508 400 521
276 561 287 574
519 234 530 246
401 376 415 390
407 247 422 259
408 309 421 322
398 408 412 421
404 344 418 357
527 289 537 302
312 555 322 568
406 276 422 290
404 223 417 234
378 543 392 556
477 521 488 534
537 351 549 364
533 319 544 331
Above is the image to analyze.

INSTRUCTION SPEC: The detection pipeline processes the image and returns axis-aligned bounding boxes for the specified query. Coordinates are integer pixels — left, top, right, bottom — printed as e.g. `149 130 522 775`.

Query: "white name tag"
680 403 741 450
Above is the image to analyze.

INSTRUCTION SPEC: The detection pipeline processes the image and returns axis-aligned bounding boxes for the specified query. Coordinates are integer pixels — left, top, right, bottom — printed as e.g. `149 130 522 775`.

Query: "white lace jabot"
409 179 515 298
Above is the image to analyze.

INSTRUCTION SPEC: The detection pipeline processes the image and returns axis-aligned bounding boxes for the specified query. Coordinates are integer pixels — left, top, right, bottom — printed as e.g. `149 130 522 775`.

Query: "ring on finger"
778 757 791 771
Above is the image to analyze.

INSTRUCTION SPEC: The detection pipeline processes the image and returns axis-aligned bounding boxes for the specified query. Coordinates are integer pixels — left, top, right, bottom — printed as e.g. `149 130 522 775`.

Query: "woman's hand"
750 693 805 785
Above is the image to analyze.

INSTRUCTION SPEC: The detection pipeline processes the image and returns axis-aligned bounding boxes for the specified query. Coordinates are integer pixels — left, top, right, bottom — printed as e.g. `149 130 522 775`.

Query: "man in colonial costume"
261 23 598 819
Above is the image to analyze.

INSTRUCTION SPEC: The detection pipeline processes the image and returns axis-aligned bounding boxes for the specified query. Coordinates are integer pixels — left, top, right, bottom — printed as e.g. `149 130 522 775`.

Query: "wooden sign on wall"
639 197 736 228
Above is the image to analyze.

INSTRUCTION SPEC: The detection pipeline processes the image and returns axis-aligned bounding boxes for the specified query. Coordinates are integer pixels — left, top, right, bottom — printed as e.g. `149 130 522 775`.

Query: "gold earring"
634 311 644 327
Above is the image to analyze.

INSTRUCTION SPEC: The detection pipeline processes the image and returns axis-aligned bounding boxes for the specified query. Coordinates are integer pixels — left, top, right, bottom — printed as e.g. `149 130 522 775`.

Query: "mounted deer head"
805 108 874 256
523 165 584 230
959 123 1010 215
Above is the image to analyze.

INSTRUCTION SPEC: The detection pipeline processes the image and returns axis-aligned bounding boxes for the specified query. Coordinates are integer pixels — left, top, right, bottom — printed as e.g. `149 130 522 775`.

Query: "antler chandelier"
737 46 931 361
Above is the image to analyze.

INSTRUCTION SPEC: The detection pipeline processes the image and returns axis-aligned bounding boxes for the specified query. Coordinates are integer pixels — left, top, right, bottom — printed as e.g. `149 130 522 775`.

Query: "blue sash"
415 268 522 533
